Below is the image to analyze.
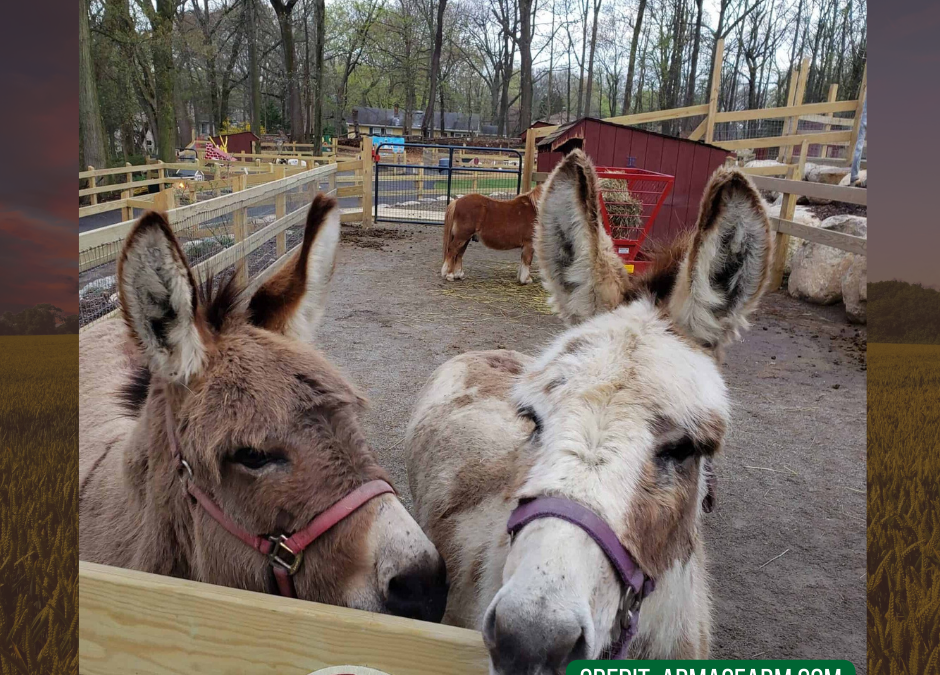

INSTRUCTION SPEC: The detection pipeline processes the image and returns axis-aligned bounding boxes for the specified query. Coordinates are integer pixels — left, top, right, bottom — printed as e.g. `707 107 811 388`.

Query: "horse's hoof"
455 271 465 280
519 277 532 285
445 273 456 281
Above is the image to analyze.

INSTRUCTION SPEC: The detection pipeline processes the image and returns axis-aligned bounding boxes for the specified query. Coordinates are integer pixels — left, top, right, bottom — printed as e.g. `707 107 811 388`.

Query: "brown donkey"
408 150 772 672
441 185 543 284
79 195 448 621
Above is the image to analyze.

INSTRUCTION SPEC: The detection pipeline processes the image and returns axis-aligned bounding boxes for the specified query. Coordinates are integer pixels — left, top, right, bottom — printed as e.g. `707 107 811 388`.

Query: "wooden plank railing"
80 561 489 675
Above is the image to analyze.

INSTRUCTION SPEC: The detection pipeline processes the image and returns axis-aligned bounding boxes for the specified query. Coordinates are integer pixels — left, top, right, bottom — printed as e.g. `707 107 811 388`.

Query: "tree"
621 0 646 115
80 0 108 170
582 0 601 117
271 0 303 140
421 0 448 137
311 0 326 145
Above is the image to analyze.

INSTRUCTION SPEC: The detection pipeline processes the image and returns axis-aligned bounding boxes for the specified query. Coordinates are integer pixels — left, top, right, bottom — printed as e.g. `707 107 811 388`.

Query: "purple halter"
506 496 656 660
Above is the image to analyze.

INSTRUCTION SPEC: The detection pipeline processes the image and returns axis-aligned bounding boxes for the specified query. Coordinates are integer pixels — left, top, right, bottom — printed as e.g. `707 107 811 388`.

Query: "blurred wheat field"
868 343 940 674
0 335 78 674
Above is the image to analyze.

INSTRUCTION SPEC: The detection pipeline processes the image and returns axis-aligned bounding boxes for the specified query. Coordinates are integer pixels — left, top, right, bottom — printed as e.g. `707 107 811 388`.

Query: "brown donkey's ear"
666 167 772 351
247 193 341 341
536 150 629 324
117 211 207 383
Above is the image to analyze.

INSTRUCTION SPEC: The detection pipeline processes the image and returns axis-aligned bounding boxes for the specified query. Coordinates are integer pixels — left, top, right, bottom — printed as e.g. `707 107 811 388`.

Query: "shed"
210 130 260 156
536 118 731 245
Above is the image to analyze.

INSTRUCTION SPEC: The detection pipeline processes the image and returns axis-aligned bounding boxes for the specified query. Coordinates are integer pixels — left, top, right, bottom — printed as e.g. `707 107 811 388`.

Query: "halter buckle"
619 585 642 629
268 535 303 575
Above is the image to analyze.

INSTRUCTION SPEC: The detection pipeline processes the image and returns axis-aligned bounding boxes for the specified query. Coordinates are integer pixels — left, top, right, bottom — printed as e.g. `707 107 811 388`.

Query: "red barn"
209 130 260 156
536 118 731 245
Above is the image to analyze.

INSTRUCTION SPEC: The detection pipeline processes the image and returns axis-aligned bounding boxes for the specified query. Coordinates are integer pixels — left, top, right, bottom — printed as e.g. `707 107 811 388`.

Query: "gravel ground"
313 221 866 668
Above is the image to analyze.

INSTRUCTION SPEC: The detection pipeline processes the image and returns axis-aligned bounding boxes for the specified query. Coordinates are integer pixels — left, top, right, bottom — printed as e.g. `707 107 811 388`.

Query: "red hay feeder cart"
595 166 674 275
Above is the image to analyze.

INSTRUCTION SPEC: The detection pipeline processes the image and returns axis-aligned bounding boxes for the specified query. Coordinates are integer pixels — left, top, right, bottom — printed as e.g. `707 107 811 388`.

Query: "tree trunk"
79 0 107 169
248 0 262 133
271 0 303 141
153 0 178 161
622 0 646 115
576 0 588 117
518 0 534 129
312 0 325 146
582 0 601 117
684 0 704 108
421 0 448 137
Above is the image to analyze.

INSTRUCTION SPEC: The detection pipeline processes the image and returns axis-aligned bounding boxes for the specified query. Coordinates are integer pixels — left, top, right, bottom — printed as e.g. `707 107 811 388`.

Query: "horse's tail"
443 199 457 260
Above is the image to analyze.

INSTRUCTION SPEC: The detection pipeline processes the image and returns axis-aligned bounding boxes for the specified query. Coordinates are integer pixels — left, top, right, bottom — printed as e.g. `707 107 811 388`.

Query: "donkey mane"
116 268 247 417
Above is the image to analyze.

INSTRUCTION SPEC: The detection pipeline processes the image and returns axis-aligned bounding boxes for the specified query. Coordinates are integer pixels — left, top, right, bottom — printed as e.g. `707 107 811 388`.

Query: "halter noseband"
506 496 655 660
164 401 395 599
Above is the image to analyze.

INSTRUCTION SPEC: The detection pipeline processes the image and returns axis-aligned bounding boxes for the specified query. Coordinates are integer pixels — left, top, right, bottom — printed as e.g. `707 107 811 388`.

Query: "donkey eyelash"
517 406 543 436
227 447 289 471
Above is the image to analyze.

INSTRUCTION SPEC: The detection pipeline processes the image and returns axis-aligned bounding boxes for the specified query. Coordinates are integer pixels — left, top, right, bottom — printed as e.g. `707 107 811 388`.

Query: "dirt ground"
313 221 866 668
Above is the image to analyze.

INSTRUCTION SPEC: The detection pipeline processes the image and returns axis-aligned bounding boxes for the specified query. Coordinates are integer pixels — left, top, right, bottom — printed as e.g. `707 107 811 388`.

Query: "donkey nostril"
384 556 448 623
486 601 588 674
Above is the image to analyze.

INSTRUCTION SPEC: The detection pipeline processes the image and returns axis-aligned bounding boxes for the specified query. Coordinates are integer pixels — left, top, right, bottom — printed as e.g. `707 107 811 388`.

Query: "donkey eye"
517 406 543 436
657 437 696 464
229 447 287 471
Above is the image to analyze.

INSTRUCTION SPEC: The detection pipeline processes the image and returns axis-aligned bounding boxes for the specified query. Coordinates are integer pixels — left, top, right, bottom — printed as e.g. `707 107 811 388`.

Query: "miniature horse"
407 150 772 672
441 185 543 285
79 195 448 621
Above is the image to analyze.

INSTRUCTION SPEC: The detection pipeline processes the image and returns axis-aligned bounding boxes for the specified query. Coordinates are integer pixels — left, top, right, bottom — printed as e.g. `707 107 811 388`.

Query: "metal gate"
373 143 523 225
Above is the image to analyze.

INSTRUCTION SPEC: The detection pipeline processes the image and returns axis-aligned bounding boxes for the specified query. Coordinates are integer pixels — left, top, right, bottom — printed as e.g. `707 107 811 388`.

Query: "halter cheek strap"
164 401 395 599
506 497 656 660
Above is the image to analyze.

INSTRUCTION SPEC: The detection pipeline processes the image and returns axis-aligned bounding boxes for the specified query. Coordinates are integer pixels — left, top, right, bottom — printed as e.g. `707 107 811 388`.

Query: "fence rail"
80 561 489 675
79 161 365 331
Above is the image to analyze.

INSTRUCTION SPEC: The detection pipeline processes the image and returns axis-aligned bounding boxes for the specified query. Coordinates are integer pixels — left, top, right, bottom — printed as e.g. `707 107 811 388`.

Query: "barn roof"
536 117 726 153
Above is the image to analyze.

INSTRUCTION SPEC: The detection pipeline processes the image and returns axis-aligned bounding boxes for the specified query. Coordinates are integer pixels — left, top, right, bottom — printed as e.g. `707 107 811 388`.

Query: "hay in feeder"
599 178 644 240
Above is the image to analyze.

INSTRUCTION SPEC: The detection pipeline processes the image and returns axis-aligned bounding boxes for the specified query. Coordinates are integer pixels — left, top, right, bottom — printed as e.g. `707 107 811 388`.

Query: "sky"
867 0 938 286
0 4 77 315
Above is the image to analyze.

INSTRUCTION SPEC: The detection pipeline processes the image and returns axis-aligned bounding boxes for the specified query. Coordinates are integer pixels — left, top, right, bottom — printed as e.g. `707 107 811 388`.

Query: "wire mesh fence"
78 168 335 329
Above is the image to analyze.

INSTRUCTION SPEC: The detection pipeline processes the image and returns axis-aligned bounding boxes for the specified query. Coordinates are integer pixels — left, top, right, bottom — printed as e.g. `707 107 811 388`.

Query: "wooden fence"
80 562 489 675
79 156 372 330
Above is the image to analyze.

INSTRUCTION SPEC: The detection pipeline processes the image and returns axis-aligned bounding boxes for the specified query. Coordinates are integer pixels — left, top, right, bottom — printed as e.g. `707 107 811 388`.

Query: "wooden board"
80 562 489 675
713 100 857 124
740 164 795 176
770 217 866 256
748 175 867 205
717 130 852 151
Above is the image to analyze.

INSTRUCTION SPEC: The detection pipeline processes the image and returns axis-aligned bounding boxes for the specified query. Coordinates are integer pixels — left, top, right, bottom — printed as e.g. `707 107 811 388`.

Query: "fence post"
156 161 165 191
847 62 867 167
823 84 839 158
704 38 724 144
233 173 249 287
768 139 809 291
777 58 809 163
521 129 536 192
361 136 374 226
274 164 288 257
121 191 131 221
153 187 176 213
86 166 98 206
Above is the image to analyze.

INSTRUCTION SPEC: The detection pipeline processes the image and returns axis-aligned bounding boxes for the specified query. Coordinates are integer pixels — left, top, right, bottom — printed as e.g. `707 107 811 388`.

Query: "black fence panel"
373 143 522 225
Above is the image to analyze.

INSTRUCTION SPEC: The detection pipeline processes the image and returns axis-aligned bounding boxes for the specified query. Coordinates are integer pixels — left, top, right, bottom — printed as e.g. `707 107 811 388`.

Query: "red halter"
164 402 394 598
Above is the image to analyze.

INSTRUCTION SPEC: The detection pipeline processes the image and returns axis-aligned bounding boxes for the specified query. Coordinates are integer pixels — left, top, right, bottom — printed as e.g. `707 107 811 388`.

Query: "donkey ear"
666 167 772 350
117 211 207 383
536 150 629 324
247 193 341 342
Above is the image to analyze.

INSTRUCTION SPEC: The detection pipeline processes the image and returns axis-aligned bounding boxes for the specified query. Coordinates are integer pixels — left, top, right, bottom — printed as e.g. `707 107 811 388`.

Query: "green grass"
868 343 940 674
0 335 78 674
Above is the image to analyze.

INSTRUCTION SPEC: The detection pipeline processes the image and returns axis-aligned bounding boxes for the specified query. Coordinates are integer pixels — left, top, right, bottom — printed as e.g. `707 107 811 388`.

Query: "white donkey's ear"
117 211 207 383
536 150 629 324
667 167 772 350
246 193 341 342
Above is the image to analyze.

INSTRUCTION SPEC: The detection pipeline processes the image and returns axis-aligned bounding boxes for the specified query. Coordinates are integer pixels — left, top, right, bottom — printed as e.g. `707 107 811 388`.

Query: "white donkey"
406 149 771 673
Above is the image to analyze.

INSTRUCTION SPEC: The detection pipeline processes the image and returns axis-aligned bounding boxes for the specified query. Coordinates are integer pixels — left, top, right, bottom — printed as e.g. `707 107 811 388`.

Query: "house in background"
349 106 488 138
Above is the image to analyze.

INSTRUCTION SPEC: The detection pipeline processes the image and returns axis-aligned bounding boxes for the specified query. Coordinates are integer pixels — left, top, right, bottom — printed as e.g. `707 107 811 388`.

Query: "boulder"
841 255 867 324
788 215 867 305
763 201 822 275
839 169 867 189
745 160 789 200
799 164 850 204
